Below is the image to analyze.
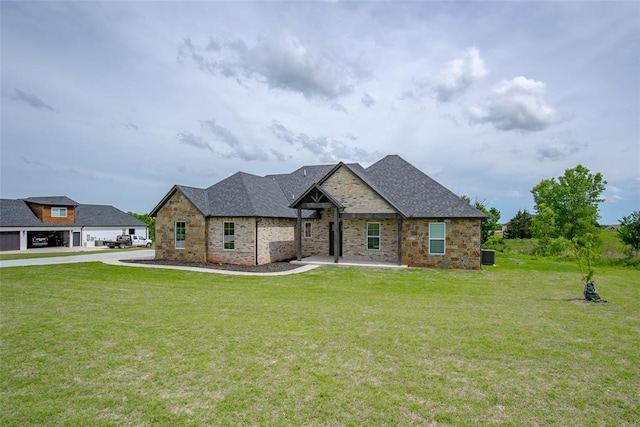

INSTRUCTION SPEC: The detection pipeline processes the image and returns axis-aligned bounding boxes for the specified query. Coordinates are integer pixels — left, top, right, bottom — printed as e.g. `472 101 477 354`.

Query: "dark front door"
329 222 343 256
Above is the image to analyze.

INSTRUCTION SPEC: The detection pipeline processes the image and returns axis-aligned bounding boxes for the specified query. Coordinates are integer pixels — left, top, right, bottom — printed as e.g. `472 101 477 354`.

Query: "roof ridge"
240 173 259 216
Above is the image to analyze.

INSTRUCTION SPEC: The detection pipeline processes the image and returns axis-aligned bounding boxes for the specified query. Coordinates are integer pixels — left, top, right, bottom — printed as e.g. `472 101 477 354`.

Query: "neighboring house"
150 155 486 269
0 196 148 251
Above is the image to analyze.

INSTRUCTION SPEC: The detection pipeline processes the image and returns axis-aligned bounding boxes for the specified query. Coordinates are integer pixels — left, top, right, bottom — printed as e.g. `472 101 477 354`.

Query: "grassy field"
1 254 639 425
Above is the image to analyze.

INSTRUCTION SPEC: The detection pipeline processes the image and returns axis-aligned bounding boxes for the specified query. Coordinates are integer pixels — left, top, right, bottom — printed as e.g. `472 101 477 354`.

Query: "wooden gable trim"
149 185 208 218
290 183 344 210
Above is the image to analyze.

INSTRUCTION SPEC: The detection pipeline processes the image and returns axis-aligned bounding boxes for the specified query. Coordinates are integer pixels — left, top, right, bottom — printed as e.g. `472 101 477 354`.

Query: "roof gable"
317 162 404 216
148 185 209 217
290 184 345 209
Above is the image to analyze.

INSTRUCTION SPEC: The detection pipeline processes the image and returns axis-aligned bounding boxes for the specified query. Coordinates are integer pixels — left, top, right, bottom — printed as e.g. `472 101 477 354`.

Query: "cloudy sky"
1 1 638 224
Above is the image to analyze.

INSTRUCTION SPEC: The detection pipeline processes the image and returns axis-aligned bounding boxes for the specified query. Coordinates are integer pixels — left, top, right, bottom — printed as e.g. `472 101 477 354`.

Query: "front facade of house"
0 197 148 251
151 155 486 269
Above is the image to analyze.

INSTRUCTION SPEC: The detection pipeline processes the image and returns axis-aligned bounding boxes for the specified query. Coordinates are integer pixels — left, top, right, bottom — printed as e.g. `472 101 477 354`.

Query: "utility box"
481 249 496 266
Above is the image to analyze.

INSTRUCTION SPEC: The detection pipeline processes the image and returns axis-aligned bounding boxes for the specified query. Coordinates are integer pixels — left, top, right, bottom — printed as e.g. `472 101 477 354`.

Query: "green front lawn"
1 255 638 425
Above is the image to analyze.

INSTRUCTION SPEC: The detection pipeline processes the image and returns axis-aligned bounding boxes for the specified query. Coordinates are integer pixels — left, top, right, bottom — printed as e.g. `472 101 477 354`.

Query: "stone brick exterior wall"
301 210 331 257
321 166 396 213
257 218 297 265
155 191 206 263
342 218 398 263
204 217 297 265
206 217 255 265
402 218 482 269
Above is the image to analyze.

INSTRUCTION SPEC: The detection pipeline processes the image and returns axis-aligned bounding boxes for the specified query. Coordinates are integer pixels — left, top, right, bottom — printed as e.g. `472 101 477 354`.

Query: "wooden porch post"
333 207 340 263
296 208 302 261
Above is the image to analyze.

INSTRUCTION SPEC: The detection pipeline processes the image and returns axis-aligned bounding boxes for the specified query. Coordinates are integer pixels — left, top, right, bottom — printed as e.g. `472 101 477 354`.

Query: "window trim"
367 222 381 251
51 207 68 218
175 221 186 249
223 221 235 250
304 222 312 238
429 222 446 255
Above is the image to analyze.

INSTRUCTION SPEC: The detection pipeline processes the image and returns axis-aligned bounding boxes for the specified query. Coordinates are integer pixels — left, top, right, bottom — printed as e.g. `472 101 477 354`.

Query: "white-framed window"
304 222 312 238
367 222 381 250
51 207 67 218
223 221 235 250
429 222 446 255
175 221 186 249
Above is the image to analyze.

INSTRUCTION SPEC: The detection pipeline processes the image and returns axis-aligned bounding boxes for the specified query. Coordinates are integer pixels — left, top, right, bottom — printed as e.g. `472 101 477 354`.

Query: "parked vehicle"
31 235 49 247
104 235 152 249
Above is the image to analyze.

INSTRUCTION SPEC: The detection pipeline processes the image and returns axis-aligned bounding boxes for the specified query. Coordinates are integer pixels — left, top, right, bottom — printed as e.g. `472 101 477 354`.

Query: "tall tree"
461 196 501 245
618 210 640 256
504 209 533 239
531 165 606 241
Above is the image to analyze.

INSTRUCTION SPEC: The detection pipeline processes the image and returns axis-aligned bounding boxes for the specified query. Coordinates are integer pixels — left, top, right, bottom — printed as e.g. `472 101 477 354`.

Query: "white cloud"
269 121 381 163
467 76 557 132
179 119 269 162
604 185 624 202
536 136 586 161
177 33 363 101
431 47 487 103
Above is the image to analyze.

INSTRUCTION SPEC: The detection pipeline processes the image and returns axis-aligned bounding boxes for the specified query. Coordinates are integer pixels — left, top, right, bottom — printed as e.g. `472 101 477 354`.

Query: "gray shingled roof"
152 155 485 220
0 199 43 227
74 204 147 227
23 196 79 206
0 199 146 227
266 164 335 204
365 155 485 218
175 185 210 216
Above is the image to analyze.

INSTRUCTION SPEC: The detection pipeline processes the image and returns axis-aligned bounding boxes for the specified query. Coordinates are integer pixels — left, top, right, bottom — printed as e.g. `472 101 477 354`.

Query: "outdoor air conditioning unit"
481 249 496 266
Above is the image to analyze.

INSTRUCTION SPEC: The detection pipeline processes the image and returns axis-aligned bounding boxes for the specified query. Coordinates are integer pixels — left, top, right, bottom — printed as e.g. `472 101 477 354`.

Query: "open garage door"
27 231 69 249
0 232 20 251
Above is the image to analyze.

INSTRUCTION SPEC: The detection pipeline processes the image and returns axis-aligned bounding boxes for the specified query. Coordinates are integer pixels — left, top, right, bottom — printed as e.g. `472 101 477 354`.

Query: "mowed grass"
1 256 639 426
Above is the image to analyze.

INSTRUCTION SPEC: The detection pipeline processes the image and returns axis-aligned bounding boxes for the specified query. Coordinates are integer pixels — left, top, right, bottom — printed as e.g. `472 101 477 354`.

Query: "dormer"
23 196 78 224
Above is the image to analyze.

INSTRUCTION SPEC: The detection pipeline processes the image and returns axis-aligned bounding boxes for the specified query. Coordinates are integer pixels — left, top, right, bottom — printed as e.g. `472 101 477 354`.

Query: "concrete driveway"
0 249 155 268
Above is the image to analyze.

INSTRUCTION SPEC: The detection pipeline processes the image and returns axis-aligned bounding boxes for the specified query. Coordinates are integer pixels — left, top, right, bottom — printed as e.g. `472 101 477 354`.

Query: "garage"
0 232 20 251
27 231 69 249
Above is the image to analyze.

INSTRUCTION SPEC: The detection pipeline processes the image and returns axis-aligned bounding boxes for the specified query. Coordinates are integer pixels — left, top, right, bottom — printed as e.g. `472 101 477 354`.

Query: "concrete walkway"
0 249 155 268
0 248 318 276
293 256 407 269
1 249 406 276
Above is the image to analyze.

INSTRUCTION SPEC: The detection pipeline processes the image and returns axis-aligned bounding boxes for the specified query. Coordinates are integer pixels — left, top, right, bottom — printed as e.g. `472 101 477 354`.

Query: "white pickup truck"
104 235 152 249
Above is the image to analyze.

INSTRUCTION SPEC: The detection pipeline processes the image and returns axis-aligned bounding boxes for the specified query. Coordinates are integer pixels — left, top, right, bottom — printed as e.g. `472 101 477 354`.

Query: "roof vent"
303 169 307 177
